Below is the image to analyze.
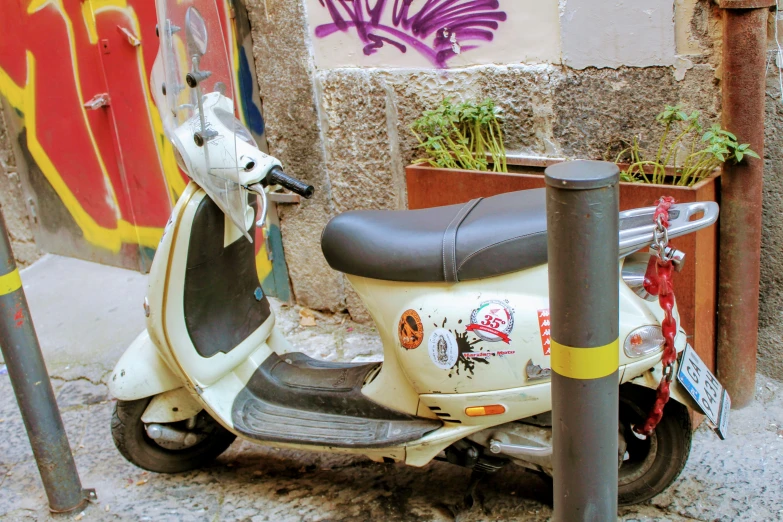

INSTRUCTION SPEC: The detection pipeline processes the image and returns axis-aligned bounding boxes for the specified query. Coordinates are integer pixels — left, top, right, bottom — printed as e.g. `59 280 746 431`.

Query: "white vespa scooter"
109 0 729 506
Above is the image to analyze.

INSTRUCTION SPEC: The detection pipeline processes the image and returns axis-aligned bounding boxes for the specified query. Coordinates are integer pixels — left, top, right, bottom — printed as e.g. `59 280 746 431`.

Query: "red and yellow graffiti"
0 0 274 282
0 0 179 252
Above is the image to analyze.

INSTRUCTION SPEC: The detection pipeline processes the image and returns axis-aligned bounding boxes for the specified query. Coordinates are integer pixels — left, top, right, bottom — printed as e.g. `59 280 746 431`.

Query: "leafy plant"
611 104 759 186
410 98 507 173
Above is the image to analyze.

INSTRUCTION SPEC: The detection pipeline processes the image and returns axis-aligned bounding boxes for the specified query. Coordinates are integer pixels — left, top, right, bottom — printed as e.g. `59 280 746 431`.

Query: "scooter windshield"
152 0 253 240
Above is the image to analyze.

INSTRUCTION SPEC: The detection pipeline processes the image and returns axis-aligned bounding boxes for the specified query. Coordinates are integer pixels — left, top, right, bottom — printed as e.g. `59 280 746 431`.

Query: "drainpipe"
715 0 774 408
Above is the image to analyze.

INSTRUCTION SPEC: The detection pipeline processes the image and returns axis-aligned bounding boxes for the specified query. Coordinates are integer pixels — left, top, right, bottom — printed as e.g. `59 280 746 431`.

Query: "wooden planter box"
405 163 720 371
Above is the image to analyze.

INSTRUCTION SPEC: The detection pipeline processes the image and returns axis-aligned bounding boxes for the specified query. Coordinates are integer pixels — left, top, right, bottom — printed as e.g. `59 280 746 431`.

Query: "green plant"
410 98 507 173
611 104 759 186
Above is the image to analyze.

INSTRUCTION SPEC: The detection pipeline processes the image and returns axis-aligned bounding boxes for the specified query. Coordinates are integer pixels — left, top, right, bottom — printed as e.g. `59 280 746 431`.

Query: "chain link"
634 196 679 439
652 213 673 262
661 362 675 383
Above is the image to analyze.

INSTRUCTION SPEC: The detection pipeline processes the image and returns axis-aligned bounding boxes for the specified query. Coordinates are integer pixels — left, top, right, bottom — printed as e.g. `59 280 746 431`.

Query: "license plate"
676 344 730 440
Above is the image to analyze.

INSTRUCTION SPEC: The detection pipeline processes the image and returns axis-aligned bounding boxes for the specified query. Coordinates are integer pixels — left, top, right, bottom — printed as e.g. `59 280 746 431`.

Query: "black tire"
618 383 692 506
111 397 237 473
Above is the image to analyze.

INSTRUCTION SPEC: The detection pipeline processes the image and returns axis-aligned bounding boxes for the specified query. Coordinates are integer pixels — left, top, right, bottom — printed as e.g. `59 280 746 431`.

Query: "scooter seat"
321 189 547 283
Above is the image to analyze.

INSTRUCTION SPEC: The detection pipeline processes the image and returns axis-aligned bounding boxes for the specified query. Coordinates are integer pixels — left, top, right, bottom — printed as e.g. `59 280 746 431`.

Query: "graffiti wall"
307 0 561 69
306 0 680 70
0 0 290 299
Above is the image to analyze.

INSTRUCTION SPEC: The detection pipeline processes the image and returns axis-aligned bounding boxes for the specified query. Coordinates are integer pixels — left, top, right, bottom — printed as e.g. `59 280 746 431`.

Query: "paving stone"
55 379 109 410
2 363 781 521
1 259 781 521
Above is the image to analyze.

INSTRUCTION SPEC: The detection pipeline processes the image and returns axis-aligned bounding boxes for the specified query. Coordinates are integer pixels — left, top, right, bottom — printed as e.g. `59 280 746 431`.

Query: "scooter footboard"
109 330 182 401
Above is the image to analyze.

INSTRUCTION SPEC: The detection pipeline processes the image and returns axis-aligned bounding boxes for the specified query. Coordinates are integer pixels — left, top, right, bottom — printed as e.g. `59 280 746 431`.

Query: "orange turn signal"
465 405 506 417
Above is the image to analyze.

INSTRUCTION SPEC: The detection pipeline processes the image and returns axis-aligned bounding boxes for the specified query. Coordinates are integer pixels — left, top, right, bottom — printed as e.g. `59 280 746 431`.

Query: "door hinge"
117 26 141 47
84 93 110 110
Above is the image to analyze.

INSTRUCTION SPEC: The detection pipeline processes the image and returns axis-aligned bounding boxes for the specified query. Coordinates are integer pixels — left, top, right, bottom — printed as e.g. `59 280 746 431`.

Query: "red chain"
634 196 678 438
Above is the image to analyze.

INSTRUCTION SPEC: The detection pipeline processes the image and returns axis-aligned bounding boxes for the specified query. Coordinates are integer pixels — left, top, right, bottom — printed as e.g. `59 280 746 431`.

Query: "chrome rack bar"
618 201 719 257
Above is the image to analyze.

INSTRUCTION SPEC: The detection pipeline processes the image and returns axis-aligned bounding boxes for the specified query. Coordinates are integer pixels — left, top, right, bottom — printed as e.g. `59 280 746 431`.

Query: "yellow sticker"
550 339 619 380
0 269 22 296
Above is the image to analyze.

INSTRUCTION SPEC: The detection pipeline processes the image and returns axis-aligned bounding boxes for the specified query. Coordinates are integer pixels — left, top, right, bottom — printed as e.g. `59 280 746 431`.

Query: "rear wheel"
111 397 236 473
618 384 692 506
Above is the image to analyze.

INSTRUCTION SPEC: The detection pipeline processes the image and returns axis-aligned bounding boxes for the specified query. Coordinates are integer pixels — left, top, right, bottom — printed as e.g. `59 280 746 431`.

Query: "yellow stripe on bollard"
550 339 619 380
0 268 22 296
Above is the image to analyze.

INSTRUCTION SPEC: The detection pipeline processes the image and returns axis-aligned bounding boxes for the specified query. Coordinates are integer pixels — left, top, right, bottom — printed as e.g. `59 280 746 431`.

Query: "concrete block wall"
242 5 716 292
241 0 783 380
761 60 783 380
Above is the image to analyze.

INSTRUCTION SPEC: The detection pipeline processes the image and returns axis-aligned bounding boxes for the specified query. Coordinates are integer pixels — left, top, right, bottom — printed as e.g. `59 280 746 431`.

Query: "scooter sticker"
538 309 551 356
399 309 424 350
526 359 551 381
428 328 459 370
464 349 516 359
467 300 514 343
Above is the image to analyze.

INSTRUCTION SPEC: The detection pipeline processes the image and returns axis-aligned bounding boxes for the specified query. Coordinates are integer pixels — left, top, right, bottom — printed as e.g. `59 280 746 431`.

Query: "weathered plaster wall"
305 0 703 71
306 0 561 69
0 100 41 267
759 22 783 380
561 0 677 69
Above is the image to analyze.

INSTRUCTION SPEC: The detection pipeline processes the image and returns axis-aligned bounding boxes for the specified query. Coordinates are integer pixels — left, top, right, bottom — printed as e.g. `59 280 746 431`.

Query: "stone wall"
243 0 723 312
0 100 41 267
244 0 345 312
760 63 783 381
242 1 782 380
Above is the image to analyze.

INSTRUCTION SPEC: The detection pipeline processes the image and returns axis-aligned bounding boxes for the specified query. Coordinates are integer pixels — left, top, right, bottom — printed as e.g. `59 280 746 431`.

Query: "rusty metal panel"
716 6 769 408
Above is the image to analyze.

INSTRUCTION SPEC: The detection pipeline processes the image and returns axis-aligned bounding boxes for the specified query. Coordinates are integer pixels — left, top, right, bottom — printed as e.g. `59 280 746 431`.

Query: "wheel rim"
618 396 659 486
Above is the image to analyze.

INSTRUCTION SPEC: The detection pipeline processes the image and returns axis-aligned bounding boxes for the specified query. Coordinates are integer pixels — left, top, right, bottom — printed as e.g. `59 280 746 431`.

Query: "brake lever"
246 183 269 227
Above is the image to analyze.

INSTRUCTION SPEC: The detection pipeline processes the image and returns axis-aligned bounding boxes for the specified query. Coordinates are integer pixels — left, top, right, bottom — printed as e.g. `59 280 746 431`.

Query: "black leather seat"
321 189 548 283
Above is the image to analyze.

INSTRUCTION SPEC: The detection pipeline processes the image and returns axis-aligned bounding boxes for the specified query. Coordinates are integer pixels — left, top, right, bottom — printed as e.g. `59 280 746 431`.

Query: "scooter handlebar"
265 166 314 199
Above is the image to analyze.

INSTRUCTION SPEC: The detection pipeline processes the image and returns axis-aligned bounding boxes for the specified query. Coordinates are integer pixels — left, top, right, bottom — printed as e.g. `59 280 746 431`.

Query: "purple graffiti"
315 0 507 67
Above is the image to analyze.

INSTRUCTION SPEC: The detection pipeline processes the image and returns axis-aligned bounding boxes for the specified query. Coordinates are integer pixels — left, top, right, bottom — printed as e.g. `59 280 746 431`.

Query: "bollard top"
545 160 619 190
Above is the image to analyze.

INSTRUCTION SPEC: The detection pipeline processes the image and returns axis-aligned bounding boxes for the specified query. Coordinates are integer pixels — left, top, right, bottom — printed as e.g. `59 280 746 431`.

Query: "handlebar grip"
266 166 314 199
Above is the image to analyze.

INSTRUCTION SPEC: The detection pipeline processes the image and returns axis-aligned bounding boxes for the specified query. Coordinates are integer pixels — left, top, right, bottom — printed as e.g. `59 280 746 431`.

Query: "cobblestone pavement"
0 299 782 521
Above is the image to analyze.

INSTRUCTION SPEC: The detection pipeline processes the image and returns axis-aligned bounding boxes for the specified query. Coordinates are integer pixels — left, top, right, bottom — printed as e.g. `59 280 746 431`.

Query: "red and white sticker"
466 300 514 344
538 309 551 356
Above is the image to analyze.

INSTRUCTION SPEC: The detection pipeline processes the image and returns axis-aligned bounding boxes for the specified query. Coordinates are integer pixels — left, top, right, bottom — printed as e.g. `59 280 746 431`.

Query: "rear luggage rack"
618 201 718 257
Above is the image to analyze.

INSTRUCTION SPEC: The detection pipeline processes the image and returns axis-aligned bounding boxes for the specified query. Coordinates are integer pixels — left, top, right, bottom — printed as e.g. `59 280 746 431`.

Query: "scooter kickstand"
463 470 486 510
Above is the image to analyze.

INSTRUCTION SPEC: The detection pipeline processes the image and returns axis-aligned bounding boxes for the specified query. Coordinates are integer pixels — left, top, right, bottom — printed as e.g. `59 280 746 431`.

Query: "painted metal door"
0 0 292 299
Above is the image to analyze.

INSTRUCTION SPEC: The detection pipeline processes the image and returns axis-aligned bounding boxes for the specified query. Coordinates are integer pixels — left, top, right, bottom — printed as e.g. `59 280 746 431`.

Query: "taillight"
624 325 665 358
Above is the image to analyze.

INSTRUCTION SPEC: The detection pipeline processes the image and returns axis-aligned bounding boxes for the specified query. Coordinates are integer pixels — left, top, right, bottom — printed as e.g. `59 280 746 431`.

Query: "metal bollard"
0 211 94 513
545 160 620 521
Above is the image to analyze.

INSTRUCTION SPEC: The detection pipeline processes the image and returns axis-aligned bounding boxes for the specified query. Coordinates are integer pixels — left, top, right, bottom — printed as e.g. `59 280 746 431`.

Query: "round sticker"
398 309 424 350
467 300 515 343
428 328 458 370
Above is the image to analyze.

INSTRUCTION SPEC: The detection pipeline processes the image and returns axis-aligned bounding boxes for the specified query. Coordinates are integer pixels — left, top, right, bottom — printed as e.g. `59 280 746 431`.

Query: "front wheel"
111 397 236 473
618 383 692 506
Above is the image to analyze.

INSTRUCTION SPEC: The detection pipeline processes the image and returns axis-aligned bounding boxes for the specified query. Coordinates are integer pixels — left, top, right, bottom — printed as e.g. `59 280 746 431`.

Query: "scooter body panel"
109 329 181 401
348 267 678 400
148 186 276 389
629 358 700 411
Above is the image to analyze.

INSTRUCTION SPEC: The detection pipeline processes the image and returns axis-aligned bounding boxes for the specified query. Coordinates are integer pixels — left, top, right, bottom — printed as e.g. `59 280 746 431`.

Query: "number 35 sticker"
466 300 515 344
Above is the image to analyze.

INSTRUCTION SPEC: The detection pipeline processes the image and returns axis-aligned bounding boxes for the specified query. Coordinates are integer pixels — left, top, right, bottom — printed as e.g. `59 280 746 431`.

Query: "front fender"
109 330 182 400
629 358 700 412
